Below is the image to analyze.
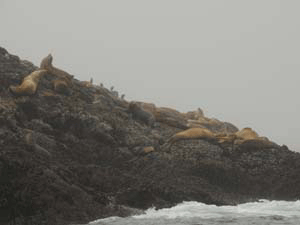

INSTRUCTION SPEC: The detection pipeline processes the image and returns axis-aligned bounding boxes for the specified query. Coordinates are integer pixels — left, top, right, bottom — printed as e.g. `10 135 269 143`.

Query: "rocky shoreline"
1 47 300 225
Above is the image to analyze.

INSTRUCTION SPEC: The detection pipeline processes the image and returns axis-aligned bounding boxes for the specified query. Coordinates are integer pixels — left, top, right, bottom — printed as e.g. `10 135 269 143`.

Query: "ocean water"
89 200 300 225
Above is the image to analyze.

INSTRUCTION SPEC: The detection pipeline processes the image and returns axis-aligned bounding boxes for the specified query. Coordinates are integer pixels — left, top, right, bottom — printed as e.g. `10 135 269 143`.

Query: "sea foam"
89 200 300 224
133 200 300 219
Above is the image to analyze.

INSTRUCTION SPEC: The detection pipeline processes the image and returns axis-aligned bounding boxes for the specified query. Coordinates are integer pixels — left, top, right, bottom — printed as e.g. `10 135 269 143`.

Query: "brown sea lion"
184 108 204 120
186 117 222 131
79 78 94 88
40 53 53 69
217 127 261 145
166 127 216 147
24 129 34 146
143 146 155 154
52 77 70 95
186 121 206 129
40 54 73 85
135 101 157 114
128 102 155 126
199 117 221 125
215 133 237 143
156 107 181 116
153 106 181 119
79 80 93 88
154 106 188 129
9 69 47 96
235 127 259 140
23 129 51 156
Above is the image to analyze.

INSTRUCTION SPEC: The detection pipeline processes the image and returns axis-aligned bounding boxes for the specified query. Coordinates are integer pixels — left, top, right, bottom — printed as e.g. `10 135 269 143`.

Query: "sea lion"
132 102 188 129
80 80 93 87
143 146 155 154
186 118 215 128
215 133 237 144
186 117 234 134
23 129 51 156
40 53 53 69
184 108 204 120
154 106 188 129
235 127 259 140
24 129 34 146
186 121 206 129
156 107 181 116
197 108 204 117
135 102 157 114
216 127 261 145
52 77 70 95
154 106 182 120
128 101 155 126
40 54 73 85
166 127 216 147
9 69 47 96
79 77 94 87
166 126 244 149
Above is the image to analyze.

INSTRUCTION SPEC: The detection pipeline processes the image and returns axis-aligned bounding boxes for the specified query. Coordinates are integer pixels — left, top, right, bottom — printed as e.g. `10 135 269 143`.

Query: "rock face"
1 47 300 225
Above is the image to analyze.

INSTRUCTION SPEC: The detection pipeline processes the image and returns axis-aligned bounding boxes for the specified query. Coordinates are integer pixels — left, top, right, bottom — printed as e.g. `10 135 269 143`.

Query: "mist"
1 0 300 150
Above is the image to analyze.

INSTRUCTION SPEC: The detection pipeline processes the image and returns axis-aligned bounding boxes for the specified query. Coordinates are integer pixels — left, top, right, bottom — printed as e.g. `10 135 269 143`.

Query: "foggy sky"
1 0 300 151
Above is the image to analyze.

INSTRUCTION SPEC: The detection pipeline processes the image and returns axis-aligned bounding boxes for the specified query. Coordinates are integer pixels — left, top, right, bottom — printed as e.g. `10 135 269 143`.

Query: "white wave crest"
133 200 300 219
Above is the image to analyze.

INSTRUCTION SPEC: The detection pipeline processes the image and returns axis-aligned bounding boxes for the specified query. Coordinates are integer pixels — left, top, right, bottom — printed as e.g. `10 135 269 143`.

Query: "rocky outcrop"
1 47 300 225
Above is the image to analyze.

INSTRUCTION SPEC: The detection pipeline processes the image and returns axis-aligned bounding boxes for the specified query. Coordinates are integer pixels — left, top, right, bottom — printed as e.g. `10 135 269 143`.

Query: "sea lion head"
48 54 53 63
40 53 53 69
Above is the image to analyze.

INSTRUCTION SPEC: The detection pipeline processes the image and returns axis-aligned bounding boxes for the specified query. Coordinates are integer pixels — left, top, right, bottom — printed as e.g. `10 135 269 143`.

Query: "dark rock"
1 46 300 225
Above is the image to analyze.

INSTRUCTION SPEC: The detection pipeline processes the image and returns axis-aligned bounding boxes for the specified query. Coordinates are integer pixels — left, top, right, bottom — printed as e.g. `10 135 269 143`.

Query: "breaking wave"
89 200 300 225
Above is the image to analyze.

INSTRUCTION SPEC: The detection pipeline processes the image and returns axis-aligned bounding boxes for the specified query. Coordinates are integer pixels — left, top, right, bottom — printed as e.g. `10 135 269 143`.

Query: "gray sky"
1 0 300 151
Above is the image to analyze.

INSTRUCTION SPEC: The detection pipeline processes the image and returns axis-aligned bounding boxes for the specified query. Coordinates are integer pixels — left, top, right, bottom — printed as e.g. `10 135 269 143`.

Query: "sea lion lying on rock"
128 102 155 126
166 127 274 150
187 117 222 127
217 127 273 146
132 102 187 129
24 129 51 157
183 108 204 120
79 81 93 88
9 69 48 96
52 77 71 95
143 146 155 154
80 78 94 88
235 127 258 140
135 102 188 128
154 107 188 129
216 127 258 142
187 117 236 134
166 127 216 148
135 102 157 114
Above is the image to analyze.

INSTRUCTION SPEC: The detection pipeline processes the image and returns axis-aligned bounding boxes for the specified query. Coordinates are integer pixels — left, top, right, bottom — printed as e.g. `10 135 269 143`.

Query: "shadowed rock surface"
1 47 300 225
